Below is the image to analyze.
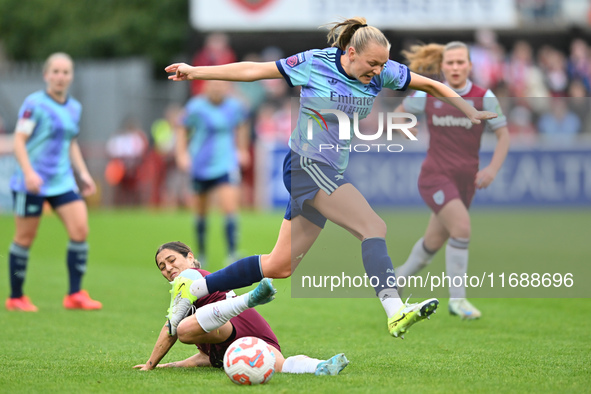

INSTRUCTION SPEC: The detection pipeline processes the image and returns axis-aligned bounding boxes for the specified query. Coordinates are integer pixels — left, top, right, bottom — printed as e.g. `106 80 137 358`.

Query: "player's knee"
360 217 387 239
176 320 193 344
450 222 471 239
261 254 292 279
69 225 89 242
14 231 38 247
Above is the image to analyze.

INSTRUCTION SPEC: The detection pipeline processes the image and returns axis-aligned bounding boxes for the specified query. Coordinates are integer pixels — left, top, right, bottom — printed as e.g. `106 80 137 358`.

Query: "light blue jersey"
10 91 82 196
182 96 246 180
276 47 410 173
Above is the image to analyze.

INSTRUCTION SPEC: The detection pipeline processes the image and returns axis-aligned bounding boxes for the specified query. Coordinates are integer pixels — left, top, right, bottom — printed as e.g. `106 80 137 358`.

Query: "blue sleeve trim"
397 67 412 91
275 60 294 88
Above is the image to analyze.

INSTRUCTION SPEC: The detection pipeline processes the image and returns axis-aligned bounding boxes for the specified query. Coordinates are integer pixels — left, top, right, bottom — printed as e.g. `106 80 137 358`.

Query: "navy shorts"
12 190 82 217
191 170 241 194
283 150 349 229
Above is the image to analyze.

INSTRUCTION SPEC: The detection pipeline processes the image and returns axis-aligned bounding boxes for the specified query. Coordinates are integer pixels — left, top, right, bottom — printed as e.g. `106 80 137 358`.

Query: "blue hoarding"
267 145 591 208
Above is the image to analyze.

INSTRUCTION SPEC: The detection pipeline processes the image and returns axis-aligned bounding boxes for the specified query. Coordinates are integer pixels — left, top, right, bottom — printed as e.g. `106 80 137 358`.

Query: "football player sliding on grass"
134 241 348 376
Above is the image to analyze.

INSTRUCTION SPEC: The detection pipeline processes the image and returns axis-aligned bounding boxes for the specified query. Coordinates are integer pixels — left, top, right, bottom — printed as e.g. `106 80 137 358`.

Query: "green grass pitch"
0 208 590 393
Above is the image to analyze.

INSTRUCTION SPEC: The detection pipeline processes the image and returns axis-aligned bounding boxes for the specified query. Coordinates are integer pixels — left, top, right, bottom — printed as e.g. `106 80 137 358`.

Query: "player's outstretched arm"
408 72 498 125
133 324 177 371
154 352 211 368
165 61 282 82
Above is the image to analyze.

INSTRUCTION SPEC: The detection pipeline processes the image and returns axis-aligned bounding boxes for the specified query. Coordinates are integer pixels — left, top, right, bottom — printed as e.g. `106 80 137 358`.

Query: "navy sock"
9 242 29 298
195 216 207 256
205 255 263 293
67 240 88 295
225 214 237 255
361 237 397 297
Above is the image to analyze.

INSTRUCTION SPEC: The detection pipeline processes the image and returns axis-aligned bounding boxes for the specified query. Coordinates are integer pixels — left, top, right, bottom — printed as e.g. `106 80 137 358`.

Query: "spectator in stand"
567 79 591 134
235 53 268 115
469 29 504 91
105 116 149 206
507 105 537 145
235 52 268 207
190 33 236 97
150 104 187 208
537 97 581 145
538 45 568 97
255 100 292 145
567 38 591 93
504 40 549 99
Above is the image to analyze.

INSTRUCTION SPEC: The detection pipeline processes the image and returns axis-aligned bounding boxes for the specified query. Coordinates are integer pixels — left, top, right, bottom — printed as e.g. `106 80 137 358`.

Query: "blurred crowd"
466 30 591 145
176 30 591 150
79 31 591 208
3 30 590 209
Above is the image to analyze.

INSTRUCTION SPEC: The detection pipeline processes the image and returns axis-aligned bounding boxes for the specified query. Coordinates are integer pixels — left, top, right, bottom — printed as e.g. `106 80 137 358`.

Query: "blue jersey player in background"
165 17 497 339
7 52 102 312
176 80 250 266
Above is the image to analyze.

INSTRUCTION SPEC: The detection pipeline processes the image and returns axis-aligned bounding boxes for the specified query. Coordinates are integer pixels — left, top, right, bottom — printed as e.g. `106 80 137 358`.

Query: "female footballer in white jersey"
164 17 497 338
394 42 510 319
7 53 101 312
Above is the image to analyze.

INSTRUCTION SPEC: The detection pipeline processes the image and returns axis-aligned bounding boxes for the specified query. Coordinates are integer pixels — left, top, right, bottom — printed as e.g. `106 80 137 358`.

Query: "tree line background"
0 0 189 75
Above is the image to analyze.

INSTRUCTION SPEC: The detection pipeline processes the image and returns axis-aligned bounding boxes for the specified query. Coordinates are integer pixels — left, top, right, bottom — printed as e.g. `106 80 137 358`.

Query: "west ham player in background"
164 17 497 339
394 41 510 319
7 52 102 312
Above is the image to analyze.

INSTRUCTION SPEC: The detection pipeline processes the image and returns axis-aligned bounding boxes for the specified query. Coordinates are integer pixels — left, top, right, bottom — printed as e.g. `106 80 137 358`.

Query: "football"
223 337 276 385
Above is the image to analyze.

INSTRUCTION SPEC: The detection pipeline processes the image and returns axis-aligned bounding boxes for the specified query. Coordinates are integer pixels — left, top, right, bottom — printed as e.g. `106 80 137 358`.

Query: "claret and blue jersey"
276 47 411 173
10 91 81 196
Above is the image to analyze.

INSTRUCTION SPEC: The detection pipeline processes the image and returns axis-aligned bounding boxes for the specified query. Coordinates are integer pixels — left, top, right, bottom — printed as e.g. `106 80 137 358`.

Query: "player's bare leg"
261 216 322 279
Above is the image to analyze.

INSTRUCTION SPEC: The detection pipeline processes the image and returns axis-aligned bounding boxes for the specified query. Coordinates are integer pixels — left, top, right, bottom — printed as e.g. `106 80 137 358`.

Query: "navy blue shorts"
12 190 82 217
283 150 349 228
191 170 241 194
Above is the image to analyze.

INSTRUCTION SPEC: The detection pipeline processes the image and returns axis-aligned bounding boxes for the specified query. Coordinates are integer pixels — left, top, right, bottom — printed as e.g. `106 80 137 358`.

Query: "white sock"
396 238 437 282
446 238 469 299
195 293 249 333
190 278 209 299
378 289 404 318
282 355 322 374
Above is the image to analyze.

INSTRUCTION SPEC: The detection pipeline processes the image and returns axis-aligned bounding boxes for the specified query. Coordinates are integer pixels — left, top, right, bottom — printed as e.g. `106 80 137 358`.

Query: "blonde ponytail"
325 17 390 53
